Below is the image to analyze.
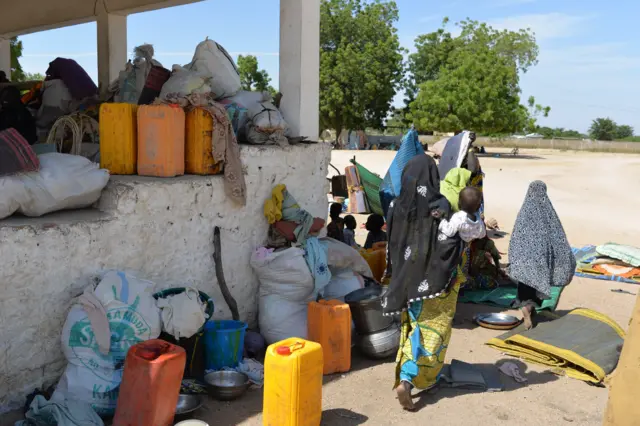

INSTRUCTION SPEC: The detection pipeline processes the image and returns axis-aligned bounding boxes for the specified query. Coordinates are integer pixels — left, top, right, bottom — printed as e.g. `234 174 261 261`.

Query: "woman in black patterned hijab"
508 180 576 329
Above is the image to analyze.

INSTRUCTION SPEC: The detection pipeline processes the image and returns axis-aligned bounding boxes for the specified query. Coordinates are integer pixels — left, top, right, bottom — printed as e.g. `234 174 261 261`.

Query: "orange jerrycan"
359 248 387 282
112 339 186 426
308 299 352 375
263 338 323 426
137 104 185 177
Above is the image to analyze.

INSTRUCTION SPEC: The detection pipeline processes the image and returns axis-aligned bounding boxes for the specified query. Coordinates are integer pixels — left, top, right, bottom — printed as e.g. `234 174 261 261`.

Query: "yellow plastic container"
307 300 351 375
99 103 138 174
263 338 323 426
359 248 387 282
185 107 223 175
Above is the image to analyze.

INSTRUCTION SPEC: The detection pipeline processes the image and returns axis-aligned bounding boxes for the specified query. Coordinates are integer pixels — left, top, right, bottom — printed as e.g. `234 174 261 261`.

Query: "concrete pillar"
96 10 127 96
279 0 320 140
0 38 11 80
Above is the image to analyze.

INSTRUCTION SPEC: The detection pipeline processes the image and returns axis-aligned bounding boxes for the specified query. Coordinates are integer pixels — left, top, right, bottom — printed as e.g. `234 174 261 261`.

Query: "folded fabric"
16 395 104 426
487 308 625 384
573 246 640 284
498 362 528 383
156 288 206 339
596 243 640 268
77 288 110 355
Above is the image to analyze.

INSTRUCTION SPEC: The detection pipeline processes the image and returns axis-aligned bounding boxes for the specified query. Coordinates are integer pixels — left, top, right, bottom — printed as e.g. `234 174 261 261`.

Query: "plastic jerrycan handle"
276 341 306 356
137 341 171 361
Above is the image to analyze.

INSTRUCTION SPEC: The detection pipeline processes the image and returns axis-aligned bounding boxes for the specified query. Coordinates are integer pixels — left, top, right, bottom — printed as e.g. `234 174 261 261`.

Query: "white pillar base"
97 12 127 96
279 0 320 140
0 38 11 80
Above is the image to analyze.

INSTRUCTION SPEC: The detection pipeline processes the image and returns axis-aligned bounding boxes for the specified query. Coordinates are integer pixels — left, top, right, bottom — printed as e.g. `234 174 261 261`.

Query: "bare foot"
521 305 534 330
396 381 415 411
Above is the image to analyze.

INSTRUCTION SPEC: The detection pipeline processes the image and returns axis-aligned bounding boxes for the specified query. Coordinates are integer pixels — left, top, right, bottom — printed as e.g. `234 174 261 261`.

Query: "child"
326 202 345 242
433 187 486 243
343 215 358 248
364 213 387 249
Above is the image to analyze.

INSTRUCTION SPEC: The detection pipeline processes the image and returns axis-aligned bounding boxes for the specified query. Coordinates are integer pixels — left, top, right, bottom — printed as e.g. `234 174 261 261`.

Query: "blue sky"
18 0 640 133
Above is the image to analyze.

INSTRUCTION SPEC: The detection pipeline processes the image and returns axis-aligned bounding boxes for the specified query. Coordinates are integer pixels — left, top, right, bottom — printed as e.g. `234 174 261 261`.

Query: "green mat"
351 158 384 216
458 286 563 312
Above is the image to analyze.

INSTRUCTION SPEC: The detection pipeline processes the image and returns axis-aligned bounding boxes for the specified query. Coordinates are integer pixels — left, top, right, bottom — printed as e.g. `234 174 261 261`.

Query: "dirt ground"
195 148 639 426
4 148 638 426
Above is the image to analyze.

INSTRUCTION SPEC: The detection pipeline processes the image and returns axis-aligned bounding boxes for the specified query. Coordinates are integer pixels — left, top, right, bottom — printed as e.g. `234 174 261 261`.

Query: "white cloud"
488 13 589 40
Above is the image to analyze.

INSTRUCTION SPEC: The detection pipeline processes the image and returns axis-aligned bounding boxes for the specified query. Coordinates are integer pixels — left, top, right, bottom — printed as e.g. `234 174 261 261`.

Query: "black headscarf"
382 155 463 315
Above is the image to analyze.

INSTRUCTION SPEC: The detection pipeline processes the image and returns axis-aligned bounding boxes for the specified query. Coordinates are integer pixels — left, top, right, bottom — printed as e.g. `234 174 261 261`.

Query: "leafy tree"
320 0 405 139
24 72 44 81
407 18 547 134
589 117 617 141
9 37 25 81
615 124 634 139
537 127 585 139
236 55 275 95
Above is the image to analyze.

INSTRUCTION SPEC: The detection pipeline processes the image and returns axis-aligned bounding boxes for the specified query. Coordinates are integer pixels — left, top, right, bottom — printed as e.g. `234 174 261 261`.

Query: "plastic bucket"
204 320 247 371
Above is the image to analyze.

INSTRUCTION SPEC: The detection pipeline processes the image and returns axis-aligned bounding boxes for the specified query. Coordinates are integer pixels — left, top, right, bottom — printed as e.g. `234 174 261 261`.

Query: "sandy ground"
4 148 638 426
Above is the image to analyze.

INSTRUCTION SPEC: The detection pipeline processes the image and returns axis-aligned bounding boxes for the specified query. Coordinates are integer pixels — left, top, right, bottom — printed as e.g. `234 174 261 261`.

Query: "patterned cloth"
508 181 576 298
159 95 246 206
382 155 459 316
379 128 424 217
596 243 640 268
395 248 468 390
0 128 39 176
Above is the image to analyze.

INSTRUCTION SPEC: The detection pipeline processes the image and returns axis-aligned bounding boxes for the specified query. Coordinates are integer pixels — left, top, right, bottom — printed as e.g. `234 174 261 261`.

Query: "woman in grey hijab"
508 181 576 329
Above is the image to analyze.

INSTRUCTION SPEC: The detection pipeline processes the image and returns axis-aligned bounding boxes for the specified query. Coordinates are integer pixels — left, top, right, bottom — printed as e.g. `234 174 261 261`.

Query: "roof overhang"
0 0 202 37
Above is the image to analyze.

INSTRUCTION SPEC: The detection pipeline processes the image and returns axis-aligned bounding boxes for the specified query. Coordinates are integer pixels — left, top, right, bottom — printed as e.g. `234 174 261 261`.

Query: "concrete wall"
418 136 640 154
0 143 331 413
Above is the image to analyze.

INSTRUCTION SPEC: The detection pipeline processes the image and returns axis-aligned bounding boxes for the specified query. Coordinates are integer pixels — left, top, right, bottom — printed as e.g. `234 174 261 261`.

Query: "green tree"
10 37 25 81
615 124 634 139
589 117 617 141
407 19 547 134
320 0 405 139
236 55 275 95
24 72 44 81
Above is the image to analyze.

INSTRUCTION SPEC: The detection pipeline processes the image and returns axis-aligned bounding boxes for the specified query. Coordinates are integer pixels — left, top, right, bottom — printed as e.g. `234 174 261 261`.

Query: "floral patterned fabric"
395 247 469 390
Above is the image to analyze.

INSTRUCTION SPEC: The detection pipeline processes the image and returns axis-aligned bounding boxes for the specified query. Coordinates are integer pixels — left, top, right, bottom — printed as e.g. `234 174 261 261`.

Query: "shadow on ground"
477 153 545 160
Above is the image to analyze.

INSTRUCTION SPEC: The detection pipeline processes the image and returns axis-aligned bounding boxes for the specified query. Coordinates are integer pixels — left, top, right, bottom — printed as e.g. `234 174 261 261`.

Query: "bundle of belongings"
487 308 625 385
573 243 640 284
0 150 109 220
155 38 289 146
252 184 373 344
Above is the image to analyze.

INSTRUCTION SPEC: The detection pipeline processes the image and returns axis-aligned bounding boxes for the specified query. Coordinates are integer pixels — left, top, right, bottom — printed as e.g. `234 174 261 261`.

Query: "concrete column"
96 11 127 96
279 0 320 139
0 38 11 80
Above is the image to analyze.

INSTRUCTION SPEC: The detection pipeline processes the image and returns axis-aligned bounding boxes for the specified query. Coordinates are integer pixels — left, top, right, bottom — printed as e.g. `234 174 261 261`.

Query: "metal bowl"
356 322 401 359
474 313 522 330
175 394 203 416
204 371 250 401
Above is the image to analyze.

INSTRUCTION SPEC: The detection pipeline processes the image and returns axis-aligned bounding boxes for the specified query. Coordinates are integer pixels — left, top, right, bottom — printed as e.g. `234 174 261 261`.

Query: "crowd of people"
330 132 576 411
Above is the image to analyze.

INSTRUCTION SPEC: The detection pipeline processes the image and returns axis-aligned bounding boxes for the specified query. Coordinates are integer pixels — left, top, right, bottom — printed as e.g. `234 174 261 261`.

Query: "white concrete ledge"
0 142 331 413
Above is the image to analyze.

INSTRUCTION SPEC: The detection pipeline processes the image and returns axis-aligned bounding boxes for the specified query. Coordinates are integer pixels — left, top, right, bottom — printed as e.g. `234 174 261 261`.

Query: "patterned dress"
394 248 469 390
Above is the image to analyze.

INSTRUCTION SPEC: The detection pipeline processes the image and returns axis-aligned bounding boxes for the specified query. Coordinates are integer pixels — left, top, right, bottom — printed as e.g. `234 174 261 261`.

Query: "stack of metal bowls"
345 286 400 359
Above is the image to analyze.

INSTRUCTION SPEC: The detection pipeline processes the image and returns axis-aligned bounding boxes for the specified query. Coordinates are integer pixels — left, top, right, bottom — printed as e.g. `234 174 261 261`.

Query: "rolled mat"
486 308 625 384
